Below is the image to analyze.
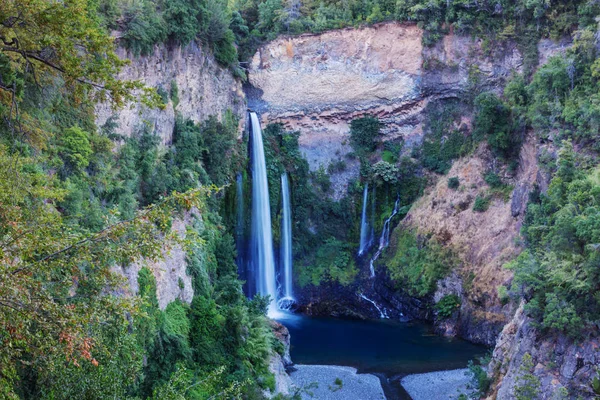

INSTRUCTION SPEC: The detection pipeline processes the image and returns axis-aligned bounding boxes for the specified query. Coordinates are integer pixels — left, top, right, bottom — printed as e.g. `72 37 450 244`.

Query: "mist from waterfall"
280 173 294 308
358 184 370 256
249 112 278 317
369 197 401 278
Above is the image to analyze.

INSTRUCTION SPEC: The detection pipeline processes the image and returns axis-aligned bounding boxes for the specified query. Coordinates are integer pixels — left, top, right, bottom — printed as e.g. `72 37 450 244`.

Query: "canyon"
103 21 589 399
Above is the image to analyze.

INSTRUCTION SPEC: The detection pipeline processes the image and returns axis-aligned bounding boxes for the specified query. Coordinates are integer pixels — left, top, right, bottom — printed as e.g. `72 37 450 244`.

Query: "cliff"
248 22 522 199
488 304 600 399
402 135 539 345
96 41 245 145
101 42 245 305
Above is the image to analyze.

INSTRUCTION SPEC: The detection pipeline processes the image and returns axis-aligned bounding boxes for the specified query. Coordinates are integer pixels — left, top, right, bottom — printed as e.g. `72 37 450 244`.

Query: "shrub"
473 195 490 212
473 92 521 160
497 285 509 305
448 177 460 189
515 353 540 400
350 116 381 154
467 360 491 398
435 294 461 318
59 126 93 174
484 171 503 188
385 231 457 297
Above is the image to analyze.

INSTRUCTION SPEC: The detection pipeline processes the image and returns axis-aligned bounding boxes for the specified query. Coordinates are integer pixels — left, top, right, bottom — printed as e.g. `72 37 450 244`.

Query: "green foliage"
261 123 360 287
385 231 457 297
467 360 491 399
515 353 540 400
435 294 461 318
372 161 399 184
472 195 491 212
448 177 460 189
419 101 471 174
592 373 600 395
170 80 180 109
473 92 521 160
298 237 358 287
350 116 381 154
58 127 93 175
507 141 600 336
497 285 510 305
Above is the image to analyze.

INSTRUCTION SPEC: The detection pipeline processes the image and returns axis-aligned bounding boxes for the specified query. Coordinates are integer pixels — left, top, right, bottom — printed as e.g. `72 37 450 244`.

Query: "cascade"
358 184 370 256
369 197 401 278
359 293 389 319
279 173 295 309
249 112 279 317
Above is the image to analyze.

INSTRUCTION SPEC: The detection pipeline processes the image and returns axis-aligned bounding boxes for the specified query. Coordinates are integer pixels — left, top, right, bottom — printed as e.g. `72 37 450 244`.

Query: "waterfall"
358 184 370 256
249 112 279 317
369 197 401 278
279 173 295 308
359 293 389 319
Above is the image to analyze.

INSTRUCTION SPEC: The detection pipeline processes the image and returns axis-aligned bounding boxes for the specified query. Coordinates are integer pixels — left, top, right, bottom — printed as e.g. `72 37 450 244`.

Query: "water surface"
277 313 487 376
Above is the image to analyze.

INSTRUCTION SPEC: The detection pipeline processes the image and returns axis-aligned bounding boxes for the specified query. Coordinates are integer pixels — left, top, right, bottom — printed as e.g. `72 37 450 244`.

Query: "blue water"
277 313 487 376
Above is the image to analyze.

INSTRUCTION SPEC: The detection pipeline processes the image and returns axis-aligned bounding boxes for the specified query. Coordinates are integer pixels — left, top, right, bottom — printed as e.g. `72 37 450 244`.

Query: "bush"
299 237 358 287
350 116 381 154
473 195 490 212
59 126 93 175
515 353 540 400
483 171 503 188
435 294 461 318
448 177 460 189
467 360 491 398
473 92 520 159
385 231 457 296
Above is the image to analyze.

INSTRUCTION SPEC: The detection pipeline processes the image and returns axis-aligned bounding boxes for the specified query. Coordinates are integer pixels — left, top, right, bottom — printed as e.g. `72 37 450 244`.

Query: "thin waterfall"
279 173 295 308
249 112 278 317
358 184 370 256
359 293 389 319
369 197 401 278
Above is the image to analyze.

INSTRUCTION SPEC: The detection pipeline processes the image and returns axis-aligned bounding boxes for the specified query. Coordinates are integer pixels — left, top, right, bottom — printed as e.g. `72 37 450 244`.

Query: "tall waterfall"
249 112 278 317
358 184 370 256
280 173 294 308
369 197 401 277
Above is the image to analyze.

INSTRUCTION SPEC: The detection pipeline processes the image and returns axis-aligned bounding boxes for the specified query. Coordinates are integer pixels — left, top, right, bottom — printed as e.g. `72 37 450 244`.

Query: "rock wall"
400 135 540 345
112 213 196 309
488 303 600 399
248 22 522 199
96 41 245 145
104 42 246 307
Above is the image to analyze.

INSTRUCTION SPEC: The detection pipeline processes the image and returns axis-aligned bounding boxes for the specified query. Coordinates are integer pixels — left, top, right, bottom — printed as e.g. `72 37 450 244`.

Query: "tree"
515 353 540 400
0 146 212 397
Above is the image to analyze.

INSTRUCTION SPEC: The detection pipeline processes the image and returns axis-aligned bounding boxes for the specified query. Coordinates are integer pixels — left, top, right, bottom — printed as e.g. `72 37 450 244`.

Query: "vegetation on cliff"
0 1 279 398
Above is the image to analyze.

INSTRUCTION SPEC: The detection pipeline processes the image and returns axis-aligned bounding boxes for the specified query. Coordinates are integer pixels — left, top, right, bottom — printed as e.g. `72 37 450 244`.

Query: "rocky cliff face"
248 22 522 199
103 43 245 305
488 303 600 399
400 135 539 346
96 42 245 144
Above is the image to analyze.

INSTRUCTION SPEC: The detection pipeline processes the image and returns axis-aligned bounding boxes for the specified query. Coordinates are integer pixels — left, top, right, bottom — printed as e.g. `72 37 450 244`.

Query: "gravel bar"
401 368 473 400
289 365 386 400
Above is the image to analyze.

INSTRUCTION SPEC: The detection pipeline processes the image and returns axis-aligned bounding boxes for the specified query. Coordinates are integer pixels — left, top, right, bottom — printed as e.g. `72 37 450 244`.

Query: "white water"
358 184 370 256
250 112 279 317
359 293 389 319
279 173 295 308
369 197 401 278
